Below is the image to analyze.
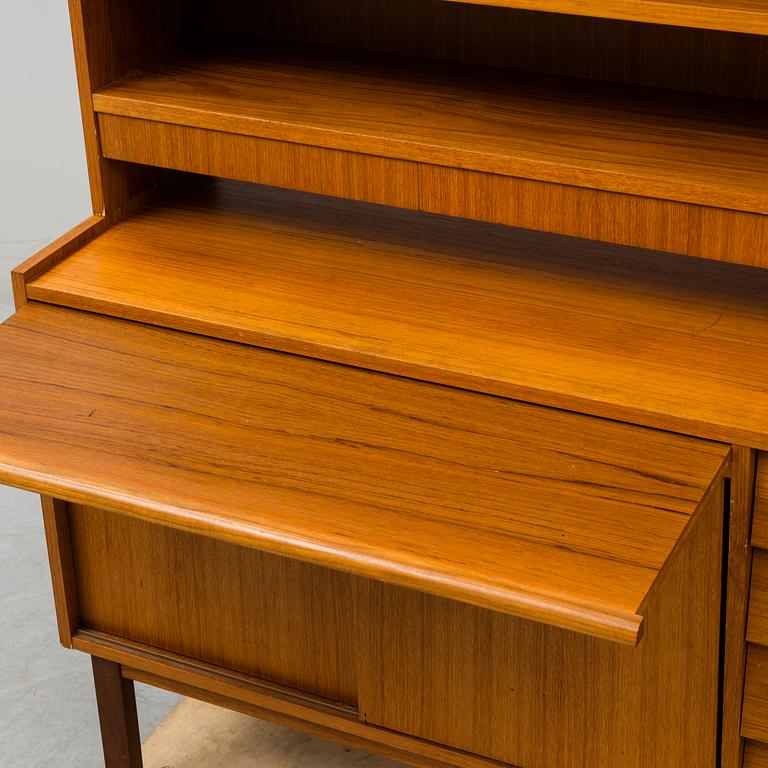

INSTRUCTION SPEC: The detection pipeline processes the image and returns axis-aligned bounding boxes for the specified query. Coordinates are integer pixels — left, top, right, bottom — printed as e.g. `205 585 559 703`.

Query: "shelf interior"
91 42 768 214
26 177 768 449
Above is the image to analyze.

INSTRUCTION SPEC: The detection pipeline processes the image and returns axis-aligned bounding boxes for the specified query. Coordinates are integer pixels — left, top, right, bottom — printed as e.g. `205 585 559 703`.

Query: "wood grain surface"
95 114 768 266
0 303 730 643
91 43 768 214
358 479 724 767
746 740 768 767
752 454 768 547
40 497 79 648
237 0 768 101
723 447 760 768
743 644 768 742
749 550 768 647
434 0 768 34
28 178 768 449
70 504 360 705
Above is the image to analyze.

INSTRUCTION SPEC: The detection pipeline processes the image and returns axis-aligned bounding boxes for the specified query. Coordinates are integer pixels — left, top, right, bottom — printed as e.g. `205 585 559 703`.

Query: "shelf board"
440 0 768 35
92 43 768 215
26 178 768 450
0 303 730 644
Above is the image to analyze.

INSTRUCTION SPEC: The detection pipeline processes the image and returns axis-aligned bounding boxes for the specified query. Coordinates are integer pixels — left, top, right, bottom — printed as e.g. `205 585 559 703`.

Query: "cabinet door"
357 479 725 768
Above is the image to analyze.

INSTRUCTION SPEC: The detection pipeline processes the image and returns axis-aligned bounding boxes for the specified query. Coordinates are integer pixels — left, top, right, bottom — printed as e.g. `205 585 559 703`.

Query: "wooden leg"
92 656 144 768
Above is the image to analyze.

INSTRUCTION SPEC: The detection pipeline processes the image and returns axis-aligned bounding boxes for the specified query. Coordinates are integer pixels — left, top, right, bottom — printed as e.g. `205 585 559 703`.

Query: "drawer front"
68 504 359 706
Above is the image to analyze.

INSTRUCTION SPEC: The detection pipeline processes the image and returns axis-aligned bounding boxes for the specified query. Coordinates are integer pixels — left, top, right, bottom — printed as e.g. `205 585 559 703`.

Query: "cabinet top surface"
0 303 730 644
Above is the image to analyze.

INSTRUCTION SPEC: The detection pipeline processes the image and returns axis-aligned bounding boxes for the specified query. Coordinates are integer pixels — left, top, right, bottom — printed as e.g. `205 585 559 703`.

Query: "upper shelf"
22 178 768 451
0 302 729 645
92 44 768 216
441 0 768 35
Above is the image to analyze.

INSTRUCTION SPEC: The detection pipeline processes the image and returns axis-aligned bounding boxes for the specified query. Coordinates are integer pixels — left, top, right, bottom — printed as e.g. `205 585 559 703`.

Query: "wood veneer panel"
746 740 768 767
235 0 768 100
29 179 768 449
750 550 768 647
92 45 768 215
0 304 730 644
73 631 510 768
723 447 760 768
358 479 724 768
69 504 359 705
68 0 182 215
435 0 768 34
753 454 768 547
40 497 79 648
743 644 768 742
96 114 768 267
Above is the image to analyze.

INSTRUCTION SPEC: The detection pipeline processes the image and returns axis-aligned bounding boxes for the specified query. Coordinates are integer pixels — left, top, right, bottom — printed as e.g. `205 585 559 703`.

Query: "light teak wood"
0 303 730 643
749 550 768 646
70 504 360 705
40 497 79 647
358 479 725 768
433 0 768 34
752 454 768 548
75 630 507 768
723 447 759 768
746 740 768 767
92 44 768 214
96 112 768 268
27 179 768 449
743 644 768 743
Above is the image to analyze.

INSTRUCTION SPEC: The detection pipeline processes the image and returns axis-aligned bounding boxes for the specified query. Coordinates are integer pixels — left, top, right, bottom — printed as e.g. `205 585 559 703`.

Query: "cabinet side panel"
357 481 724 768
723 447 759 768
40 497 80 647
68 504 359 706
68 0 187 214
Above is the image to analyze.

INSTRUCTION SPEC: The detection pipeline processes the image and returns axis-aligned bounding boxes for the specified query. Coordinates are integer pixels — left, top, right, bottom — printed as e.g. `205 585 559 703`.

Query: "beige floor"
143 699 406 768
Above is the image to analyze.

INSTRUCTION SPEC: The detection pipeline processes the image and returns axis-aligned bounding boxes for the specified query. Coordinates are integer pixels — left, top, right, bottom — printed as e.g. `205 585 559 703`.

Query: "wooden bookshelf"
5 2 768 767
24 178 768 449
92 44 768 265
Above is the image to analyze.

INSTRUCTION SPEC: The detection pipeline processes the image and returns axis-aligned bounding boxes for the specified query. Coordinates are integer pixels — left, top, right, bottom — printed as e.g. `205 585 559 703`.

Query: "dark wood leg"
92 656 144 768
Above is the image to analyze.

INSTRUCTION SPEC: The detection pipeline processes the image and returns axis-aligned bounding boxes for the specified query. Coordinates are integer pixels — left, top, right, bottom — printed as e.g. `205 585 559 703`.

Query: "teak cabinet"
5 2 768 767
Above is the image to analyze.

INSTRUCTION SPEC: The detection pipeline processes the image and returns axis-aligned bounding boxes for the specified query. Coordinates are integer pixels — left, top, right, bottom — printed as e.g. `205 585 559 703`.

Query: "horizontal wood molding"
0 303 731 643
28 178 768 450
436 0 768 34
72 630 512 768
96 113 768 268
